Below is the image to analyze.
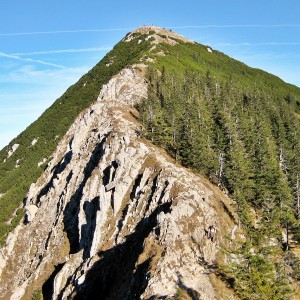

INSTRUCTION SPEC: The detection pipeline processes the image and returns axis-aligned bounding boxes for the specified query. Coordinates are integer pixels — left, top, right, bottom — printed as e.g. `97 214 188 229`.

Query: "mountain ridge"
0 26 300 299
0 63 236 300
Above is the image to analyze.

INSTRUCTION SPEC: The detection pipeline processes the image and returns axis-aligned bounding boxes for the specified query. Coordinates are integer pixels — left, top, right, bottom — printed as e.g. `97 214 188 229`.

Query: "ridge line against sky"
1 24 300 36
0 26 298 71
0 0 299 150
8 42 300 58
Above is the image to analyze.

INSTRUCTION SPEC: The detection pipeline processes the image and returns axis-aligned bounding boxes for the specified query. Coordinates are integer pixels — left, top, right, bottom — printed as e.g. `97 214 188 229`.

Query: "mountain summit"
124 25 195 44
0 26 300 299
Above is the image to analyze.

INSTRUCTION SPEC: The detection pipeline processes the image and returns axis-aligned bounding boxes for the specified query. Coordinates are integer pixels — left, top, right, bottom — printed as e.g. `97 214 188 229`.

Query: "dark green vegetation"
31 289 42 300
1 28 300 298
0 33 153 244
137 38 300 299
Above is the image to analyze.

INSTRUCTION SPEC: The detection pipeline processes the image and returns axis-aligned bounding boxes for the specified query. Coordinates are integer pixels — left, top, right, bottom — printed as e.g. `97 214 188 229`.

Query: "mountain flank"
0 26 300 299
0 64 235 299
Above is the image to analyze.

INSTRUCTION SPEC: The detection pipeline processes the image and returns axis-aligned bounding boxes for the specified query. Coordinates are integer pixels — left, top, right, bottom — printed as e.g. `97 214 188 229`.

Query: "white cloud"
0 64 89 85
0 64 92 149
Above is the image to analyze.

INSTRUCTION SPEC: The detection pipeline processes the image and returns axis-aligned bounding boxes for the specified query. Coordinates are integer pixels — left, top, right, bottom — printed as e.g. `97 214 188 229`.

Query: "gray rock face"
7 144 19 159
24 205 38 223
0 65 235 300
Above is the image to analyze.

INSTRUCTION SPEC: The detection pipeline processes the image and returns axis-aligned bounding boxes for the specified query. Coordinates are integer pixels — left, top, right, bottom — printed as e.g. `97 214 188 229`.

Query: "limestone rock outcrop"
0 64 235 299
24 205 38 223
123 25 195 45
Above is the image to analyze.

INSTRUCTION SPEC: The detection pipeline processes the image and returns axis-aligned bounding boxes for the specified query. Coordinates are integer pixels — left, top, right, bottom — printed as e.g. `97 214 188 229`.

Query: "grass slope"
138 32 300 299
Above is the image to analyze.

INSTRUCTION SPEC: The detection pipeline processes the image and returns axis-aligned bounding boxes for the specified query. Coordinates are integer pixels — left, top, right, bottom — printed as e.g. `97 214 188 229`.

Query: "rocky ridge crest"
124 25 195 46
0 63 235 299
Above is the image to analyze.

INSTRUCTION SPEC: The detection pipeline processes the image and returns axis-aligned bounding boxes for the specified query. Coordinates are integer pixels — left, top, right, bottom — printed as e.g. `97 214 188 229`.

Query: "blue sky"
1 0 300 149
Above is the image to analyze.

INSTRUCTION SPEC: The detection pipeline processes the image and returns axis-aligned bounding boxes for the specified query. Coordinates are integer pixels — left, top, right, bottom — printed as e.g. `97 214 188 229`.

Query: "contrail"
0 28 133 36
13 47 113 56
0 52 65 68
168 24 300 29
1 25 300 36
216 42 300 47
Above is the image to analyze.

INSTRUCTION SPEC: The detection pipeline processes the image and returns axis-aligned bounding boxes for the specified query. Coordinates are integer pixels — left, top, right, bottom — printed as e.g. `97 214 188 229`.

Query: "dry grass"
174 288 192 300
136 238 163 274
210 273 238 300
21 233 70 300
292 246 300 259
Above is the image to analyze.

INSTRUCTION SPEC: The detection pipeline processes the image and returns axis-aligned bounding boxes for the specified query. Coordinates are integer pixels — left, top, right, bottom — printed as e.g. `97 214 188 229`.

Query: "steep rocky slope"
0 64 236 299
2 25 300 300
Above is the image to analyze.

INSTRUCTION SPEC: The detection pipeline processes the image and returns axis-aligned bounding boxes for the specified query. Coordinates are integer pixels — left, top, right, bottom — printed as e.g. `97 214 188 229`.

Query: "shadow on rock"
73 201 172 300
